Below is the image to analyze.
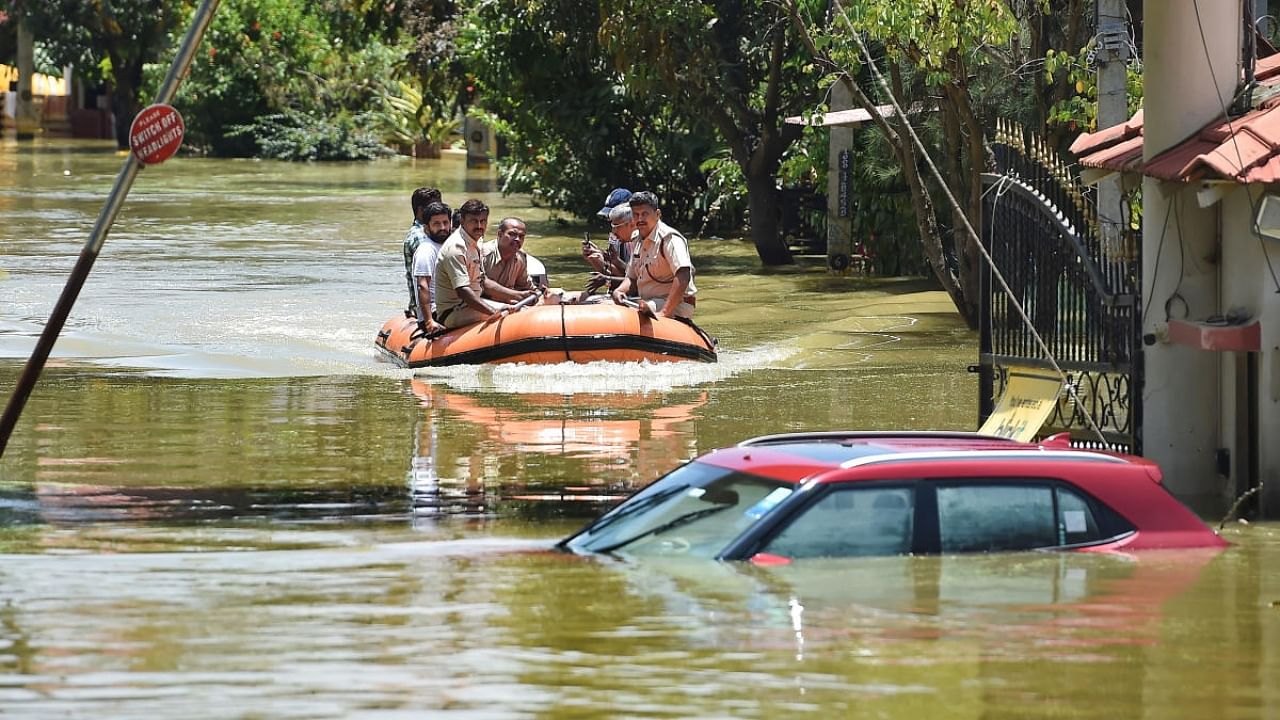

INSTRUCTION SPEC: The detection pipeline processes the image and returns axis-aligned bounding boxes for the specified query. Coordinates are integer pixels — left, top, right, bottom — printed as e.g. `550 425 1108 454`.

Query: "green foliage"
849 127 923 275
599 0 819 262
8 0 189 145
1042 43 1143 132
460 0 719 226
158 0 405 157
225 108 393 161
369 79 460 150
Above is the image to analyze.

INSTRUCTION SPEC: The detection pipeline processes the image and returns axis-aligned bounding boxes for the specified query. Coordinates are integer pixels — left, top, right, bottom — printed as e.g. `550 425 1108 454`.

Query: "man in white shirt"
410 201 452 334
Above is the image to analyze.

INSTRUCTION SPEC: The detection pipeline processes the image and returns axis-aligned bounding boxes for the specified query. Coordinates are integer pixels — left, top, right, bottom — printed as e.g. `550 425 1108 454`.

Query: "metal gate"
977 120 1142 452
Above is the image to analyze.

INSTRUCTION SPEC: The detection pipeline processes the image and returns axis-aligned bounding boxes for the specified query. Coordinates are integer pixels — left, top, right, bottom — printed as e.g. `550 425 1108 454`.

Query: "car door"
737 483 919 560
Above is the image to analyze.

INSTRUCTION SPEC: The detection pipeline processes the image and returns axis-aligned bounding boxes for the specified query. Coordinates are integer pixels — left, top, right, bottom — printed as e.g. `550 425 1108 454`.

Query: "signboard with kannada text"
977 367 1064 442
129 104 185 165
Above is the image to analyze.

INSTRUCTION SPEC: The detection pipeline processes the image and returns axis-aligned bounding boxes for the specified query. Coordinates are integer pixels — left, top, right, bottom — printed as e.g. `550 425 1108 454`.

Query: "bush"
226 109 394 161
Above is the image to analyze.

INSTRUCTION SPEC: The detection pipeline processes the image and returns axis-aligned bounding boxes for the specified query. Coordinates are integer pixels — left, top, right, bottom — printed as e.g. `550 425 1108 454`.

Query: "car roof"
699 431 1141 484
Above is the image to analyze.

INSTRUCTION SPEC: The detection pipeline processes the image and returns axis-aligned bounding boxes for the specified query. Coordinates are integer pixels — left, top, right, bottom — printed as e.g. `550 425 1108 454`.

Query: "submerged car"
558 431 1228 562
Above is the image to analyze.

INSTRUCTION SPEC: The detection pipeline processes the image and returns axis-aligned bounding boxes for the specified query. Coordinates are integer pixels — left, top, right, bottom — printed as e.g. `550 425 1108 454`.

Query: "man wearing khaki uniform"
436 200 535 329
610 191 696 319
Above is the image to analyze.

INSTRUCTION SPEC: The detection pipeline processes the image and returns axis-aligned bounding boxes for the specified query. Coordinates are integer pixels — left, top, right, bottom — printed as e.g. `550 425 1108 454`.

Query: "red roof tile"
1245 153 1280 182
1143 138 1217 181
1068 109 1144 156
1071 104 1280 184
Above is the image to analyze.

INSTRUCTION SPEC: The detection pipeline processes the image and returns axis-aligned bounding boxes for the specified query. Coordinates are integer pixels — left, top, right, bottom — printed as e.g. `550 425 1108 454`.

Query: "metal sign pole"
0 0 221 457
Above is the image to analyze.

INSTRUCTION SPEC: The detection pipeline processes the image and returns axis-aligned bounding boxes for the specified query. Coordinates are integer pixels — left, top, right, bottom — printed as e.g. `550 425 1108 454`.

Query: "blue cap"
597 188 632 217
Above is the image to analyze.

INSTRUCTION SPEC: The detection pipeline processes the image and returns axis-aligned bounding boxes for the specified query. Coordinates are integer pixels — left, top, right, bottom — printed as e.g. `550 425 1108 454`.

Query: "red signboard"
129 104 185 165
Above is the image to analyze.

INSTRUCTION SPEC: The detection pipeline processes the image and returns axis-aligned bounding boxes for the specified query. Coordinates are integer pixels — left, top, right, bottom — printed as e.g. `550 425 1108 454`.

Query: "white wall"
1220 186 1280 515
1141 0 1239 510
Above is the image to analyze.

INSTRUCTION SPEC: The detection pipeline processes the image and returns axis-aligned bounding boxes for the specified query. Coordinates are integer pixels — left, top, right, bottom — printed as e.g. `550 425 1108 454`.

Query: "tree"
461 0 720 226
599 1 821 265
788 0 1025 327
155 0 406 158
10 0 187 149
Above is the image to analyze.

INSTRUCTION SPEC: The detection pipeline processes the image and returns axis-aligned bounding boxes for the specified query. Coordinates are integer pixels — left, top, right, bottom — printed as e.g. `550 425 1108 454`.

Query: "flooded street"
1 139 1277 718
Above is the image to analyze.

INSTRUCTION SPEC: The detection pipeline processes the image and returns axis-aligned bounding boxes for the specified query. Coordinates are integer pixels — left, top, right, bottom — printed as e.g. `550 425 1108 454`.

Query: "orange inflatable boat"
374 302 717 367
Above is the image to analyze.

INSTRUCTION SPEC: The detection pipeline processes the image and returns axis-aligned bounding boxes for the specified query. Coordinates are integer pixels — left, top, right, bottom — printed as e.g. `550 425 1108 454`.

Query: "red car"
559 431 1228 562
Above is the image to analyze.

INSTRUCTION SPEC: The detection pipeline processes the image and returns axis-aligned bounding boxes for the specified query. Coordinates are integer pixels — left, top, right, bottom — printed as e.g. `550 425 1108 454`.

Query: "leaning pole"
0 0 222 457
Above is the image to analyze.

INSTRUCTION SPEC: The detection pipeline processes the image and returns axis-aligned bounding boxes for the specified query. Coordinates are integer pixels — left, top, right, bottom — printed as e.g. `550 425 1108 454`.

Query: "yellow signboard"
977 367 1064 442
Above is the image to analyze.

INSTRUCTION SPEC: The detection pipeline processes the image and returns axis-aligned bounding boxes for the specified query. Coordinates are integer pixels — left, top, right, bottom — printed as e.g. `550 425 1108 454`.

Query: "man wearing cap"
583 187 632 275
435 199 538 329
610 191 697 320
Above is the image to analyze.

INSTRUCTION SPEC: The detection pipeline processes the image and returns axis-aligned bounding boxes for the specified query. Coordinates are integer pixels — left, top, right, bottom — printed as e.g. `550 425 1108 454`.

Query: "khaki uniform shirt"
627 220 697 302
481 241 533 292
434 228 485 313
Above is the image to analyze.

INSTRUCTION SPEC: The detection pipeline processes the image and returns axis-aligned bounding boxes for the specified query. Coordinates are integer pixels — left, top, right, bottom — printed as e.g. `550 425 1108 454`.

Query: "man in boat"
436 200 539 329
583 187 632 275
482 217 537 293
409 201 453 334
402 187 442 313
610 191 697 319
581 204 637 297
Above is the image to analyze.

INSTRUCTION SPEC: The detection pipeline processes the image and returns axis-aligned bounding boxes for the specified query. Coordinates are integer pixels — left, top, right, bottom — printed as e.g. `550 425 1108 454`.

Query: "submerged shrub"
226 110 394 161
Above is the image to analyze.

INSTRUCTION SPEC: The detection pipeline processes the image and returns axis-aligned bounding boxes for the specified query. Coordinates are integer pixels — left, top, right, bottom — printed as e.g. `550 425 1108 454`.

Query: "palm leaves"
373 80 460 154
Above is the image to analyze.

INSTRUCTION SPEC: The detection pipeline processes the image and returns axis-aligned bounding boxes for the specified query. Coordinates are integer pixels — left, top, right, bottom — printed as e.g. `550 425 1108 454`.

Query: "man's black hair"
628 190 660 210
422 201 451 223
411 187 442 217
458 198 490 218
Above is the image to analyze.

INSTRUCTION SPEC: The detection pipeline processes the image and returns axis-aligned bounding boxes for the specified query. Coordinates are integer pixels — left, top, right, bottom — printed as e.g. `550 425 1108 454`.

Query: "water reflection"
407 379 705 518
471 544 1258 717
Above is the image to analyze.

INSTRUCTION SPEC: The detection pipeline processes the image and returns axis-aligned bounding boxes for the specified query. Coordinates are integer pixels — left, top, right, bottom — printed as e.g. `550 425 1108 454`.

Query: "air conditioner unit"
1255 194 1280 240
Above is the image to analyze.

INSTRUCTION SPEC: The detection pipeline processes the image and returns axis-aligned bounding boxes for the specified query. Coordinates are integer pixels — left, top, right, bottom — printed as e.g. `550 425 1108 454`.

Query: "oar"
617 296 657 319
487 288 544 323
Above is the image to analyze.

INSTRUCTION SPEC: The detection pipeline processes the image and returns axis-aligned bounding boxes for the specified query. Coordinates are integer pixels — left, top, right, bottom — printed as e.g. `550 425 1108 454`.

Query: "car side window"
1055 485 1104 545
763 486 914 559
937 484 1057 552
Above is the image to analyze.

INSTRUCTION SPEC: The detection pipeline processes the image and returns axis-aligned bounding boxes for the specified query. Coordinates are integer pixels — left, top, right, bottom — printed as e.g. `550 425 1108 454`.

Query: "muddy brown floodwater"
1 138 1276 719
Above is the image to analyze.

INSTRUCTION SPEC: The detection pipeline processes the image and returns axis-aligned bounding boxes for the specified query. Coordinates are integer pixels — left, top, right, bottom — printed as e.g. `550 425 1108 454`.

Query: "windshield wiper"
594 503 732 554
577 484 691 537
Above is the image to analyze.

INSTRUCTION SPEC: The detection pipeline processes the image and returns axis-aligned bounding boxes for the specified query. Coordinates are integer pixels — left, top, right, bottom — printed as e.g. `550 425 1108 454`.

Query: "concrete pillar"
1140 0 1239 511
15 13 38 140
464 115 493 169
1096 0 1129 260
826 81 854 274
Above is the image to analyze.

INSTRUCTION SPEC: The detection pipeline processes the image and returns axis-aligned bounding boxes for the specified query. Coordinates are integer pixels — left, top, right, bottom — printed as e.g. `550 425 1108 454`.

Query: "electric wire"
828 3 1111 447
1141 195 1175 324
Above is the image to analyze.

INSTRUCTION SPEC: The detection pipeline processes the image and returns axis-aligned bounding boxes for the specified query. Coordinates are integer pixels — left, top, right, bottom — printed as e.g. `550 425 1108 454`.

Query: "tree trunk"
109 59 143 151
945 66 988 327
110 88 138 151
746 171 793 265
886 65 977 328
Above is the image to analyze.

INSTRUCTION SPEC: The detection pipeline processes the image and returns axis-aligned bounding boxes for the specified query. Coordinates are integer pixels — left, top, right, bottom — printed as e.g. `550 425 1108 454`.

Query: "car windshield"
564 461 793 558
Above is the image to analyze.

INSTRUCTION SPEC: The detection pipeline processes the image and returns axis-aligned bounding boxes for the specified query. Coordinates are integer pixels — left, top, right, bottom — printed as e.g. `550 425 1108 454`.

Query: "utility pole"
1095 0 1129 260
